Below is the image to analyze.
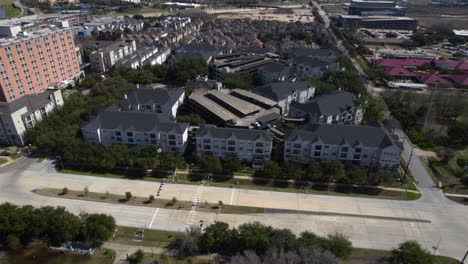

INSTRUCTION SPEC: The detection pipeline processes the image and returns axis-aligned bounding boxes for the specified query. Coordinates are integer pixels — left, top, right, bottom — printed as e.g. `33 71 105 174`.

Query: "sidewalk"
176 170 421 194
444 193 468 198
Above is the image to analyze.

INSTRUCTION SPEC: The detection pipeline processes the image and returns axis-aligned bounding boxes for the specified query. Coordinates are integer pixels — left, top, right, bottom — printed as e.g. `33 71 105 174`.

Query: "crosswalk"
185 180 206 228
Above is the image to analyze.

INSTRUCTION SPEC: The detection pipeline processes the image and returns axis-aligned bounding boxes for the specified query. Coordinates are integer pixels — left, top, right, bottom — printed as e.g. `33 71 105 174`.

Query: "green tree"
127 249 144 264
5 234 20 250
79 73 103 89
171 57 209 83
391 241 434 264
448 35 465 46
304 161 323 181
169 226 202 258
297 231 327 249
238 222 273 254
364 97 385 123
281 162 303 180
222 159 243 175
321 160 345 182
125 192 132 201
221 72 257 91
447 121 468 149
80 213 116 243
269 228 297 251
256 160 281 179
38 206 81 246
323 233 353 260
411 33 429 46
133 14 144 19
177 113 205 125
199 156 223 174
199 222 238 255
346 167 367 185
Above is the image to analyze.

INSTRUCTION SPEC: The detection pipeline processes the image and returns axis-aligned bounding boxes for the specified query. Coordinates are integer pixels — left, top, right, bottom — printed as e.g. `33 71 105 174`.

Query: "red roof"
415 73 450 85
455 62 468 72
375 58 431 68
382 66 415 77
447 74 468 86
433 59 460 69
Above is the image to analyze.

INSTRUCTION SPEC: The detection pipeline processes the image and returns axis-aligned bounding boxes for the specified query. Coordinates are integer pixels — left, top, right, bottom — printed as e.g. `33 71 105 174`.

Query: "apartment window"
255 142 263 147
340 153 347 159
314 151 321 156
126 132 133 137
203 139 210 144
355 148 362 153
128 138 134 143
228 146 235 151
341 147 349 152
203 145 211 150
353 154 361 159
315 145 322 150
168 135 175 140
293 143 301 148
255 148 263 154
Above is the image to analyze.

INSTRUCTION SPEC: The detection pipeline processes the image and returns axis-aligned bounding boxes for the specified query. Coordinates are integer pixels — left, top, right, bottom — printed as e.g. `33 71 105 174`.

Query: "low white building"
81 106 189 153
289 90 364 125
196 124 273 164
284 123 402 169
118 46 171 69
120 86 185 118
254 81 315 115
0 89 63 146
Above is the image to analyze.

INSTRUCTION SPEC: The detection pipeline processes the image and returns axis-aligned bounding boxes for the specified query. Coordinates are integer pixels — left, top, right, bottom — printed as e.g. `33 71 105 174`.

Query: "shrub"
61 187 69 195
125 192 132 201
148 195 155 203
391 241 434 264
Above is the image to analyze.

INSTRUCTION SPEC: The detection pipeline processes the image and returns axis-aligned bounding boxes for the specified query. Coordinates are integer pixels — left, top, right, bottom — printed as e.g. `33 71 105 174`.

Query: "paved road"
0 159 467 261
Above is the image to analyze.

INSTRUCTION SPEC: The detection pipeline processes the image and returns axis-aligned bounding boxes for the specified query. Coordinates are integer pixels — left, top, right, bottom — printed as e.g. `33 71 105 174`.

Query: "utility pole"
422 88 436 133
461 248 468 264
401 134 414 185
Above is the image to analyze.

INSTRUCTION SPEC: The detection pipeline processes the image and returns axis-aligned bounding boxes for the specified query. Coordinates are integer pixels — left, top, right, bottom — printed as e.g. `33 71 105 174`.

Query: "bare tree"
229 247 339 264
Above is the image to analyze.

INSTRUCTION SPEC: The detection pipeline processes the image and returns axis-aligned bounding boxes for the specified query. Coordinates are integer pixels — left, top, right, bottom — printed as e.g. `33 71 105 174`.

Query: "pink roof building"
415 73 450 86
446 74 468 86
382 66 416 77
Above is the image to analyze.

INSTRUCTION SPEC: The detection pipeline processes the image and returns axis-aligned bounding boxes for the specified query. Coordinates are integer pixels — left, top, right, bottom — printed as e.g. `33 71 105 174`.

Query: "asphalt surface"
0 156 467 261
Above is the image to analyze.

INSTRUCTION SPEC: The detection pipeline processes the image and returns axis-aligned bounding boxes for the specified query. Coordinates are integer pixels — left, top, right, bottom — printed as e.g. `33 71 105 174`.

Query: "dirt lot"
212 7 314 22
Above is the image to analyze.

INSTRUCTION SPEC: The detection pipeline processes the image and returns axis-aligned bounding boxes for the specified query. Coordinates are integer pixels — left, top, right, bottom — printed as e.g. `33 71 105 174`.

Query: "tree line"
198 156 401 186
169 221 352 261
0 203 116 249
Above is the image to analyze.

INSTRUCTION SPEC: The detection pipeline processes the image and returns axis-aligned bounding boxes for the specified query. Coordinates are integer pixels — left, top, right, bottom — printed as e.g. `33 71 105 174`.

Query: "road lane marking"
148 208 159 229
230 189 235 205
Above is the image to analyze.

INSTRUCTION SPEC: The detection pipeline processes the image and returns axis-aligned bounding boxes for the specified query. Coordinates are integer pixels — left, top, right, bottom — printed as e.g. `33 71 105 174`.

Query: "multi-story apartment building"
89 40 137 73
257 62 291 85
289 90 364 125
0 89 63 145
284 123 402 169
81 106 189 153
196 124 273 164
120 86 185 118
0 26 82 102
254 81 315 115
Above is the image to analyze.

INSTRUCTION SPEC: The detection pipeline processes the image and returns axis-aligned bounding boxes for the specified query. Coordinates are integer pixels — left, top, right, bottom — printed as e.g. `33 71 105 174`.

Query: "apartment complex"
289 90 364 125
89 40 137 73
0 89 63 145
0 26 82 102
257 62 291 85
81 106 189 153
284 123 402 169
196 124 273 163
254 81 315 115
120 86 185 118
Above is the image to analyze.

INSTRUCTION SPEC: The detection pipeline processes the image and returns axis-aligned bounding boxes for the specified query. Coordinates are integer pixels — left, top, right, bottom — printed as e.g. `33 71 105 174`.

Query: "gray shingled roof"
254 81 312 102
290 91 357 116
120 87 184 108
285 123 401 149
292 57 332 68
259 62 289 73
287 48 335 58
0 90 57 114
197 124 273 142
82 106 188 133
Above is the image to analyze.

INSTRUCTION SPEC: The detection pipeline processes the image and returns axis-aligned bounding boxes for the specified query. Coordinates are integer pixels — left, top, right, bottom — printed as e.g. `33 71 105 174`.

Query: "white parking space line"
148 208 160 229
230 189 235 205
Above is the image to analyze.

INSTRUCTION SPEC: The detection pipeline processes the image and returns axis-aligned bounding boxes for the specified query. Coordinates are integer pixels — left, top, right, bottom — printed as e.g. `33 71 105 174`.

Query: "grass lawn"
4 243 115 264
37 157 46 163
111 226 179 248
34 188 264 214
0 157 7 165
427 148 468 195
6 3 20 17
345 248 459 264
143 254 208 264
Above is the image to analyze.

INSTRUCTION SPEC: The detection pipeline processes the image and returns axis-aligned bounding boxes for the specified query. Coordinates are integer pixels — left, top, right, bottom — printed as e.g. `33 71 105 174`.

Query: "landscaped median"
33 188 264 214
